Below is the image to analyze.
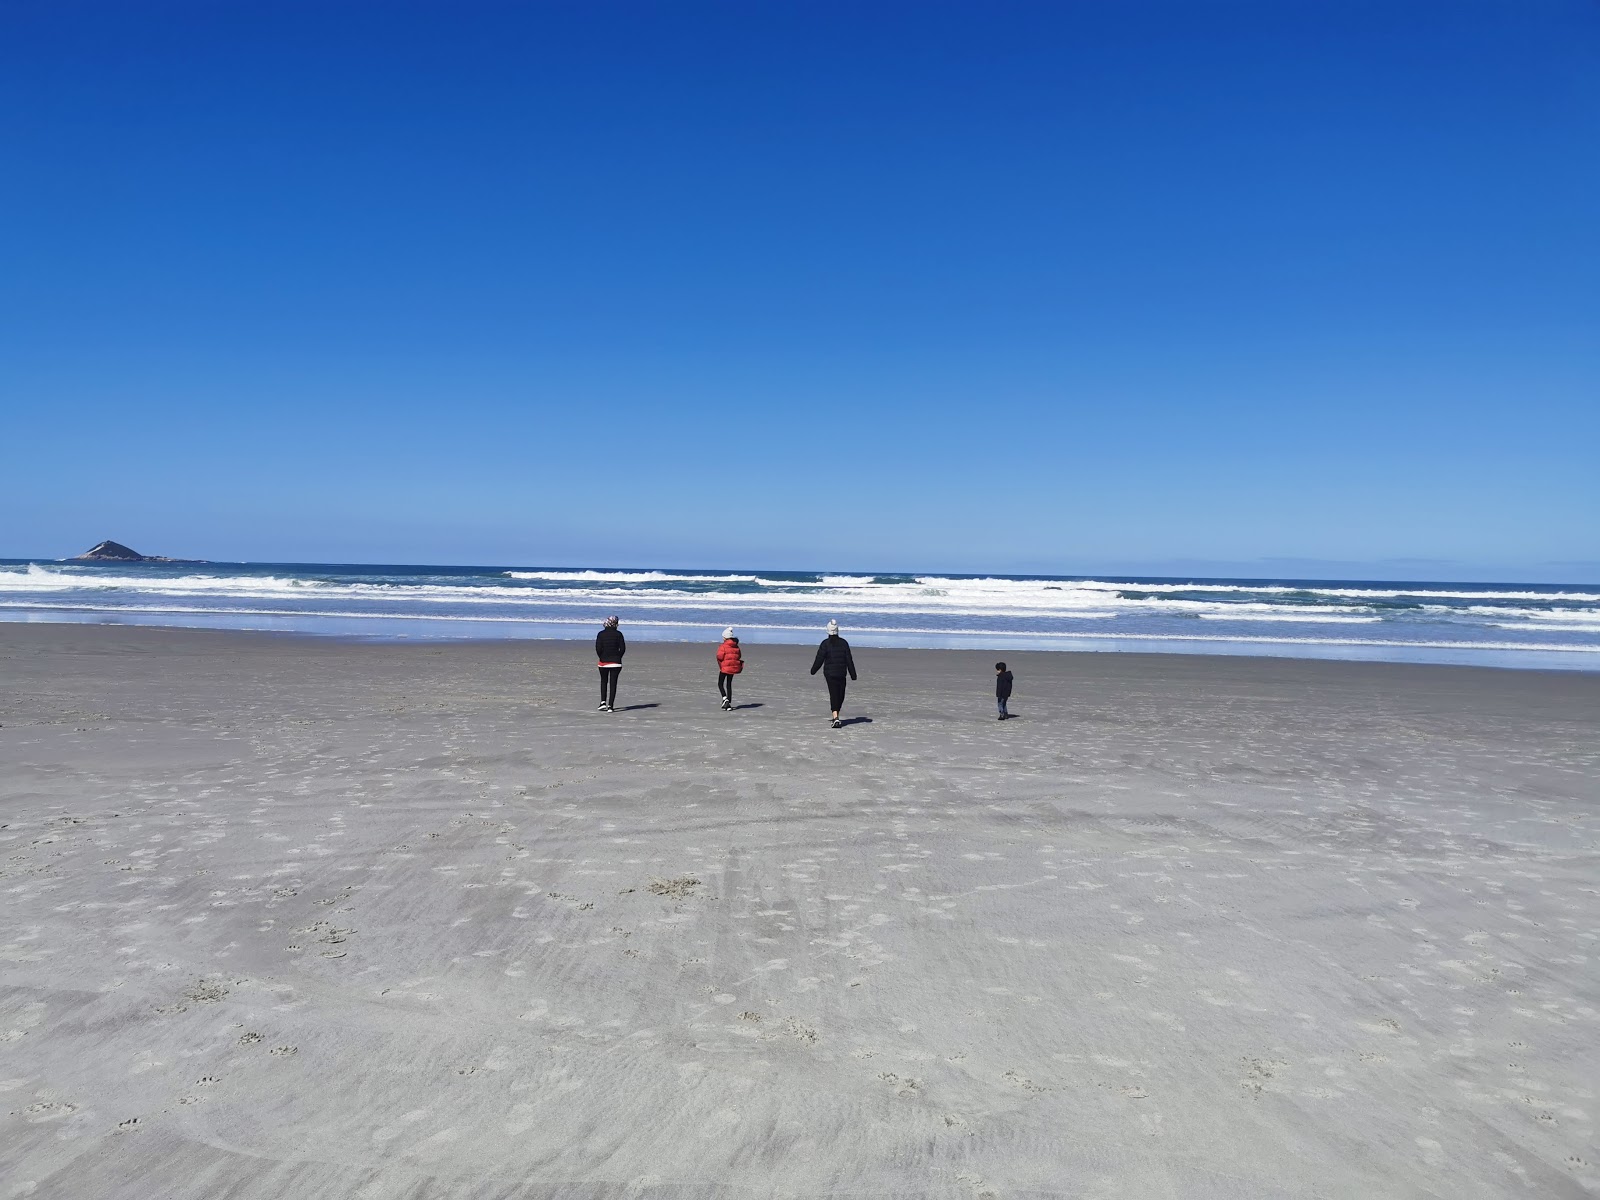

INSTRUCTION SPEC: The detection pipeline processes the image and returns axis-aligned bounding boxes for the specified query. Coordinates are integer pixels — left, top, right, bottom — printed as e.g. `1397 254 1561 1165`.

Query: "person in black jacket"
594 615 625 712
809 619 857 728
995 661 1014 720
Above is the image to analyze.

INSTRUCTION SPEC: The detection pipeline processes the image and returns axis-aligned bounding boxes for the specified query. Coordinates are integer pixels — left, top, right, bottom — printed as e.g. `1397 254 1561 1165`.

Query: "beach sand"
2 624 1597 1199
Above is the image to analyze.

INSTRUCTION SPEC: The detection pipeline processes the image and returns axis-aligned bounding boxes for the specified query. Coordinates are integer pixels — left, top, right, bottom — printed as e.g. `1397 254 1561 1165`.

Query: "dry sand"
1 624 1597 1199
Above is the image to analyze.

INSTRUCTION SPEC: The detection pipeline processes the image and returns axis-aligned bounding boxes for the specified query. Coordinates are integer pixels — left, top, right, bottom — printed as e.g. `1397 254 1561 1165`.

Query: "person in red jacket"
715 627 743 710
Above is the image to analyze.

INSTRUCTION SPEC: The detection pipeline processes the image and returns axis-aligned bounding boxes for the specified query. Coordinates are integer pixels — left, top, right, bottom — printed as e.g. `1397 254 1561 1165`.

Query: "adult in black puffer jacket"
809 619 857 728
594 616 625 712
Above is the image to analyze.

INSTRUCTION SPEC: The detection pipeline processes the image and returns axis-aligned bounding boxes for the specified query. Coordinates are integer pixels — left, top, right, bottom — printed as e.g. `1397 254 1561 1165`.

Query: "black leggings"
598 666 620 707
825 674 847 713
717 672 735 702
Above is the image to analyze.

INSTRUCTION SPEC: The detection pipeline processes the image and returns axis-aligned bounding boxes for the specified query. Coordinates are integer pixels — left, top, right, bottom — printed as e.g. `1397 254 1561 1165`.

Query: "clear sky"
3 1 1596 580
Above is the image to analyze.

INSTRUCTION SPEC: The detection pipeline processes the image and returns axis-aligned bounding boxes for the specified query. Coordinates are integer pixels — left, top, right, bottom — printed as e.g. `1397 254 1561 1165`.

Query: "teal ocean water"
2 560 1597 670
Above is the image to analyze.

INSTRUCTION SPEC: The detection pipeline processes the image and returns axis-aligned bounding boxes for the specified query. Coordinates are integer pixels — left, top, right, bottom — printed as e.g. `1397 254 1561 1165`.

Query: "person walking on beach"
995 661 1014 720
715 627 743 710
810 619 857 729
595 615 625 712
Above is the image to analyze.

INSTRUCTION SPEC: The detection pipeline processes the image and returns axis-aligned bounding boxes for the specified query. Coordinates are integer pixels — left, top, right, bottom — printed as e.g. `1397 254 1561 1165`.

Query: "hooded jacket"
716 638 744 675
595 627 626 664
810 635 857 680
996 669 1014 699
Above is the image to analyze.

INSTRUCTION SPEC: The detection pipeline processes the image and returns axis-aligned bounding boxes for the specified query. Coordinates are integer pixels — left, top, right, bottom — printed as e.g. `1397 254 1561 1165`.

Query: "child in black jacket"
995 662 1013 720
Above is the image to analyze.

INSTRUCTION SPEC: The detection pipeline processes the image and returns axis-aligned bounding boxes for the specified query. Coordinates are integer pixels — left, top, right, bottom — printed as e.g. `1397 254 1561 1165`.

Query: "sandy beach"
2 623 1597 1199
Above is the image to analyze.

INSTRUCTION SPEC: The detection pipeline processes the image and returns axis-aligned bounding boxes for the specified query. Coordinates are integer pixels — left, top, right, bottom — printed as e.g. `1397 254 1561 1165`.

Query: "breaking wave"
1 560 1596 669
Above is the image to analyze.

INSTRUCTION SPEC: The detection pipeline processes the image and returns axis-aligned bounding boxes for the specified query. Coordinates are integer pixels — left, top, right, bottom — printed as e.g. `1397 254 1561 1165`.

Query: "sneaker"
831 718 843 729
597 703 609 712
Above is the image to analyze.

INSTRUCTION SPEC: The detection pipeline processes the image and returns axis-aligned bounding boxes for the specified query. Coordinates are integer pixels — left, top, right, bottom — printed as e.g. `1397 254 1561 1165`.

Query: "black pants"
717 672 735 702
598 666 621 707
825 673 847 713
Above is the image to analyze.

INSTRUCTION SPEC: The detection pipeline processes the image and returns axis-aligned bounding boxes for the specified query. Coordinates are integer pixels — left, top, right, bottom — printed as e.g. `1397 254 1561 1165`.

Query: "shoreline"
5 608 1598 673
5 617 1600 682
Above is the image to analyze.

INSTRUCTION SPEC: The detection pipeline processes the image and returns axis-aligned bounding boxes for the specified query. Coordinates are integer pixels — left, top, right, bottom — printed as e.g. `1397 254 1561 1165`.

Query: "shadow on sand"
838 716 873 727
617 703 660 711
733 703 765 710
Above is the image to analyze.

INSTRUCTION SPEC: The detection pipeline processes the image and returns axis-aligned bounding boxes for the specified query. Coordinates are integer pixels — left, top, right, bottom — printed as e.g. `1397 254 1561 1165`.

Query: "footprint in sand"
1240 1057 1288 1098
503 1102 541 1136
877 1072 921 1097
21 1102 77 1122
648 877 701 900
1415 1137 1445 1167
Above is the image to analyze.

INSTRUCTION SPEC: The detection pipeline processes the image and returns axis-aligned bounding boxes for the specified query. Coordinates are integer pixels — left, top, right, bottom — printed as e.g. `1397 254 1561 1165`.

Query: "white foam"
1525 609 1600 624
0 565 327 594
505 570 766 583
0 566 1320 618
1195 613 1382 624
1489 623 1600 634
491 568 1600 606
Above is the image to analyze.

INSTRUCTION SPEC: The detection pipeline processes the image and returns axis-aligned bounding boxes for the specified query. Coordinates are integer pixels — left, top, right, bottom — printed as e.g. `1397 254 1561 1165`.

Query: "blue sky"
3 1 1596 580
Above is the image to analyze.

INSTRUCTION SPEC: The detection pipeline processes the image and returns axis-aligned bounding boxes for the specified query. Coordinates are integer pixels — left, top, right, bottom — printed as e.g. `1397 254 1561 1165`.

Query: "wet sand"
2 624 1597 1199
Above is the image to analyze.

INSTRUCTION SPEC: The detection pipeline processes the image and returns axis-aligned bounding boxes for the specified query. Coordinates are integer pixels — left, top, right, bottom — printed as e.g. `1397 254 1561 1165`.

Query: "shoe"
597 703 609 712
998 714 1006 720
721 699 732 710
831 718 843 729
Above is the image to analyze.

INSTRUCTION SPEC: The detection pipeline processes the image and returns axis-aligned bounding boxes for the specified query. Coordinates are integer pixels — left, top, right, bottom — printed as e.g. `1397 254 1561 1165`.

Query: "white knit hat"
721 627 735 640
826 620 839 635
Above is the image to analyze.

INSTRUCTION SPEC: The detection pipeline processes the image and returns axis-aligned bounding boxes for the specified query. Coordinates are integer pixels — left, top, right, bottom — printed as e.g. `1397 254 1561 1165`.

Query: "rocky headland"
69 540 204 563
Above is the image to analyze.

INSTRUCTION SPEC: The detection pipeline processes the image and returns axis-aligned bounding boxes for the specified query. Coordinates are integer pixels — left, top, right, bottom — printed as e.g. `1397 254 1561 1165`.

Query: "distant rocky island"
69 540 205 564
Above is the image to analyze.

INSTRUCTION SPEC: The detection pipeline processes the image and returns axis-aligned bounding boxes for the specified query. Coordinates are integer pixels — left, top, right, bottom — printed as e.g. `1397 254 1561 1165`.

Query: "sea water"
1 560 1597 671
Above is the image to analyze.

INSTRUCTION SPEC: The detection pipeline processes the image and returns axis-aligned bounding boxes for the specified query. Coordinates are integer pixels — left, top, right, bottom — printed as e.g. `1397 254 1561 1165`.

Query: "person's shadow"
733 703 764 710
838 716 873 727
617 703 660 711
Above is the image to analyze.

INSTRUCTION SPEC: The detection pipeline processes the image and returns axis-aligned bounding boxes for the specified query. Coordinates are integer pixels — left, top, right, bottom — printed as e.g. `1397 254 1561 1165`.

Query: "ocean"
2 559 1597 671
